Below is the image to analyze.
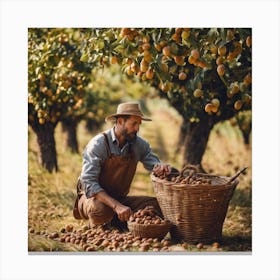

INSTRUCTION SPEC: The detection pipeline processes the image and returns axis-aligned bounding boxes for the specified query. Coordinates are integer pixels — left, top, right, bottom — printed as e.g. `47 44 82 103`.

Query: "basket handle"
179 164 199 177
228 167 248 183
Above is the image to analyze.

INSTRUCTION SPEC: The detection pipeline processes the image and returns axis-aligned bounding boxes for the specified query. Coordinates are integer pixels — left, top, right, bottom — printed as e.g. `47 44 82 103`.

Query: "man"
73 101 171 229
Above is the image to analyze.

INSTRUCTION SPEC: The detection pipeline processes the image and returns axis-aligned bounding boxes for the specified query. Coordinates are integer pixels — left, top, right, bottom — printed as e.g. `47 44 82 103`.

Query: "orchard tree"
28 28 92 171
28 28 146 171
80 28 252 168
59 64 128 153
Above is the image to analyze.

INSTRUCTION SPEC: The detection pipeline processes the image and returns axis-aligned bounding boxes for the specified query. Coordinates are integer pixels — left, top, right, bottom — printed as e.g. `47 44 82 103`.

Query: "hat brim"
105 113 152 122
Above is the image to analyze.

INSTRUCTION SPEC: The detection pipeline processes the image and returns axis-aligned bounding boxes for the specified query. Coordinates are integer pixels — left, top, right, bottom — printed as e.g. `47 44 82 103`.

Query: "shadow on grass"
221 234 252 251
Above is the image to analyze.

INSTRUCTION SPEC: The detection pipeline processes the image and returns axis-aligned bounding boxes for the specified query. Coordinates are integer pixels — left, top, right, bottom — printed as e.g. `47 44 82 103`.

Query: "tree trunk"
175 122 188 154
61 119 79 153
241 130 250 145
31 122 58 173
85 118 99 134
182 119 214 169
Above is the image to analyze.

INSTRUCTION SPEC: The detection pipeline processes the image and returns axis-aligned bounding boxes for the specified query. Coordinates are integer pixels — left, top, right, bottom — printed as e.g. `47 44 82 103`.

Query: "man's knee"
88 199 114 226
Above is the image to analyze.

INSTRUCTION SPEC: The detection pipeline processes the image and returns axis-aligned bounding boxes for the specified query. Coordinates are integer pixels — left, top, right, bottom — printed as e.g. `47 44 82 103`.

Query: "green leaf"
35 67 40 75
154 63 171 81
80 52 89 62
207 28 218 43
182 38 191 47
114 44 125 52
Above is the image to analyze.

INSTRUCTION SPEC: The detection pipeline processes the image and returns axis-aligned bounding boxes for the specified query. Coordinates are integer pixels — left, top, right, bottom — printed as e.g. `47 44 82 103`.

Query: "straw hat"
105 102 152 122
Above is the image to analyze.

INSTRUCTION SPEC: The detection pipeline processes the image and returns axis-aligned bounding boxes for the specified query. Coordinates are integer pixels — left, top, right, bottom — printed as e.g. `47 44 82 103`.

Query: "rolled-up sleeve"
139 140 160 171
80 137 106 198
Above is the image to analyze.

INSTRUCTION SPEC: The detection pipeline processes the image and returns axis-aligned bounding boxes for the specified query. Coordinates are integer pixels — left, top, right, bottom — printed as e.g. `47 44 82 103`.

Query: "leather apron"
73 132 137 220
99 133 138 199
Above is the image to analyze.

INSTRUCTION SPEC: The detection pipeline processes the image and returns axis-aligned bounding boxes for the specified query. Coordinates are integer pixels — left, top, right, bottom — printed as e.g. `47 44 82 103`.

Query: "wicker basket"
127 221 171 239
151 172 239 244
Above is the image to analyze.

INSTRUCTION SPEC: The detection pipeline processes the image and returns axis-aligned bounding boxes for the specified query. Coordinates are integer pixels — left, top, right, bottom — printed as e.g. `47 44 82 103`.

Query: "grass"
28 98 252 252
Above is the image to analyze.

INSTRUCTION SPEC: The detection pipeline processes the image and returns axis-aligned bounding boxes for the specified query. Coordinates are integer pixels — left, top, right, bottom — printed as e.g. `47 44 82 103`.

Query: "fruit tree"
80 28 252 168
28 28 92 171
28 28 151 171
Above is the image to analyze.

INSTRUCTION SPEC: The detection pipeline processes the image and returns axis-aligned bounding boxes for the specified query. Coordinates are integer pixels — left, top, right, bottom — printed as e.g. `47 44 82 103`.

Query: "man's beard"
121 127 137 143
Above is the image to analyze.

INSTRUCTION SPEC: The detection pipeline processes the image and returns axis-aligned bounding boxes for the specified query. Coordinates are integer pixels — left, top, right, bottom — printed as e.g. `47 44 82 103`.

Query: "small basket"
151 171 239 244
127 221 171 239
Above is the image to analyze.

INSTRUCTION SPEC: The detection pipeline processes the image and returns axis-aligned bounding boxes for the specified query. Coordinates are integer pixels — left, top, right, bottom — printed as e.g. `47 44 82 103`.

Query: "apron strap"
102 132 111 157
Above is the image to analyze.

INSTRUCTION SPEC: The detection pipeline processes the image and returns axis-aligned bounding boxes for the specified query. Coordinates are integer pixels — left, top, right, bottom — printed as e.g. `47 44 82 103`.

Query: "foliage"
81 28 252 123
28 28 152 129
28 28 93 127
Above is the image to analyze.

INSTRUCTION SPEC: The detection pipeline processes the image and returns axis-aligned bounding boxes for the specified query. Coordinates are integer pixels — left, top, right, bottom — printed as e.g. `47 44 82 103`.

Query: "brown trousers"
77 193 162 227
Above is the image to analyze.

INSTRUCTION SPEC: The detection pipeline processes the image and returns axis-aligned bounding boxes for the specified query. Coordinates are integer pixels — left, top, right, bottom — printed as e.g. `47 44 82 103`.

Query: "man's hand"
95 191 132 221
114 204 132 222
153 163 172 177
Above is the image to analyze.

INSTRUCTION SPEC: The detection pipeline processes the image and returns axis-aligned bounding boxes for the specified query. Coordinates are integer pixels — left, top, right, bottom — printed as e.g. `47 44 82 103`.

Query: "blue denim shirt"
80 127 160 198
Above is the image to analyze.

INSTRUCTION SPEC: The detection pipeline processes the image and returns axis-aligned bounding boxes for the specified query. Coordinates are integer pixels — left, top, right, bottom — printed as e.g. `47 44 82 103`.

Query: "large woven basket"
127 221 171 239
151 172 239 244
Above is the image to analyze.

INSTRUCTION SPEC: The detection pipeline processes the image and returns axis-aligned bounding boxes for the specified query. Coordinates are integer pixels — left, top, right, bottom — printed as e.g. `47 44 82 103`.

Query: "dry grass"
28 98 251 252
